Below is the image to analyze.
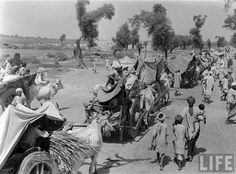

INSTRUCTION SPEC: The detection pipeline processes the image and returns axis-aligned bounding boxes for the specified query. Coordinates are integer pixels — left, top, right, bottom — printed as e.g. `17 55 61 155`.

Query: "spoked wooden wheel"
17 151 58 174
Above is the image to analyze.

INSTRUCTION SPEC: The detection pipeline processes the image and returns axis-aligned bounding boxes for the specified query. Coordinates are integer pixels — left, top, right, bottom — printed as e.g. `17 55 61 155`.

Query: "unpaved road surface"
47 66 236 174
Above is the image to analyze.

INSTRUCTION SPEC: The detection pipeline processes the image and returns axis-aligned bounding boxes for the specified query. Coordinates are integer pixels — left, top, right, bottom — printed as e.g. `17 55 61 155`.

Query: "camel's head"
56 79 64 90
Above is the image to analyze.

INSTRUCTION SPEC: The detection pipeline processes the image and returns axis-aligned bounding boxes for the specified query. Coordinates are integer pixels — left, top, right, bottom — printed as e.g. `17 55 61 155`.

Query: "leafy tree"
206 39 211 50
189 15 207 51
112 23 131 50
223 9 236 30
215 36 226 47
224 0 236 10
75 0 115 52
174 35 192 50
230 33 236 47
129 4 175 59
130 27 140 49
223 8 236 47
169 36 179 53
60 34 66 44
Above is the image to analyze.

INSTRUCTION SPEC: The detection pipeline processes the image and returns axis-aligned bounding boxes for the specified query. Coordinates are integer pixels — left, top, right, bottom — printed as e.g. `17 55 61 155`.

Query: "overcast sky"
0 0 234 42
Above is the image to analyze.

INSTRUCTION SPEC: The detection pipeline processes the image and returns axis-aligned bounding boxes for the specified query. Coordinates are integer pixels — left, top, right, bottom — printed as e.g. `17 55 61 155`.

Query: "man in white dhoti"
204 71 215 102
174 70 182 96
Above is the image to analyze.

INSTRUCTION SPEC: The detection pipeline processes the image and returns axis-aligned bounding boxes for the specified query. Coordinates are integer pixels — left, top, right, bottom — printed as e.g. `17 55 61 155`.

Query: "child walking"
192 104 206 134
173 114 189 170
92 59 97 74
150 112 168 170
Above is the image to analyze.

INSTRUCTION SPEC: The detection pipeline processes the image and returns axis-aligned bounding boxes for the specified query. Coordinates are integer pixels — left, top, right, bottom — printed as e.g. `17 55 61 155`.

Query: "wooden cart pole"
119 105 124 142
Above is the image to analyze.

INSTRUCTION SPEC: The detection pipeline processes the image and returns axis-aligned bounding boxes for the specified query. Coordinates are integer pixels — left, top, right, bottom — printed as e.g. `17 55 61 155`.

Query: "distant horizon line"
0 33 118 42
0 32 230 43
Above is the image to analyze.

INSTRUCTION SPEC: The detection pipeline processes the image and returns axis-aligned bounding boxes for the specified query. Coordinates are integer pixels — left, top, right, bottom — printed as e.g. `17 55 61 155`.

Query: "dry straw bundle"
49 131 98 172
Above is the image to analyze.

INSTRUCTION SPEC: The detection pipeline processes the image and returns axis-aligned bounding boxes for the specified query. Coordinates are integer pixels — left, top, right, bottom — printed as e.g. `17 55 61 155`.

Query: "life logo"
198 154 234 172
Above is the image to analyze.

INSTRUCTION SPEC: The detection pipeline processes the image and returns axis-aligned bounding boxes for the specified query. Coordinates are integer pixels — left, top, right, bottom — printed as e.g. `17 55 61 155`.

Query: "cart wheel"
17 151 58 174
0 88 16 109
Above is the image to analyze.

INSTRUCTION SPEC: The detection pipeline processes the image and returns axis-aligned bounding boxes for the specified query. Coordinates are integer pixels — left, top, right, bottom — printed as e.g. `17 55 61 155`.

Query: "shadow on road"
173 97 187 101
226 119 236 124
162 156 172 168
59 106 71 111
96 153 152 174
193 147 207 156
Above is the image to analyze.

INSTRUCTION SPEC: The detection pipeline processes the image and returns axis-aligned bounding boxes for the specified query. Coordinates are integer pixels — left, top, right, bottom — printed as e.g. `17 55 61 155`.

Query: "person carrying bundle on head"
105 66 123 88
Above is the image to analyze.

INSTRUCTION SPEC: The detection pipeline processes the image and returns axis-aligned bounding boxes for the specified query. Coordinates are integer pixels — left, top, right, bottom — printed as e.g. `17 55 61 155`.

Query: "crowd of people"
149 47 235 171
150 96 206 170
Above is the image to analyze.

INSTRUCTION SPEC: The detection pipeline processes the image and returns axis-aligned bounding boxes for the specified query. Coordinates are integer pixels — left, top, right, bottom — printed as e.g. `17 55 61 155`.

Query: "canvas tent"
0 101 64 169
119 56 135 69
166 54 194 74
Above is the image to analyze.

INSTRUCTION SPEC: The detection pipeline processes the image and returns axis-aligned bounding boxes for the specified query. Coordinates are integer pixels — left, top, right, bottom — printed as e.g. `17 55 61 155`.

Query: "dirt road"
49 66 236 174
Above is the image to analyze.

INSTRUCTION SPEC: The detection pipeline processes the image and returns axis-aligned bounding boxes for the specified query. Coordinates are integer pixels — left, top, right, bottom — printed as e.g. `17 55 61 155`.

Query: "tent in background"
166 54 193 74
119 56 135 70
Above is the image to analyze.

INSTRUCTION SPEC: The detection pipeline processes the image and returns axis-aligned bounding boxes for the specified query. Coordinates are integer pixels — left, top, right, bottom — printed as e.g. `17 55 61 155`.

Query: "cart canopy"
119 56 135 69
0 101 64 169
134 57 165 85
166 54 193 74
97 77 126 103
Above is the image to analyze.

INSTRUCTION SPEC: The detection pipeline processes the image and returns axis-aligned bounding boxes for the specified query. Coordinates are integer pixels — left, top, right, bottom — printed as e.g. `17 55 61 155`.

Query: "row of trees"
223 9 236 47
112 4 210 58
73 0 233 61
112 23 140 50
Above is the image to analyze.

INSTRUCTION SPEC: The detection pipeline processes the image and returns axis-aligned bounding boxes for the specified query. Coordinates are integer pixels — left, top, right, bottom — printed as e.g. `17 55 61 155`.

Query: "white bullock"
28 79 64 106
67 114 109 174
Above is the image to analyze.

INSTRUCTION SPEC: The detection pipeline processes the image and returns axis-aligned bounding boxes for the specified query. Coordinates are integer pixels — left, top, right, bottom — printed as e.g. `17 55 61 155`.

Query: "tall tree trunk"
164 49 168 59
74 38 87 69
138 48 141 56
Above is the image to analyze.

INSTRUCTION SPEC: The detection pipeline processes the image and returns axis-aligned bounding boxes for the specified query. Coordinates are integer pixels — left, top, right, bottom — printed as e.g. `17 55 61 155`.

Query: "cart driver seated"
19 120 49 152
105 66 124 88
35 67 49 86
